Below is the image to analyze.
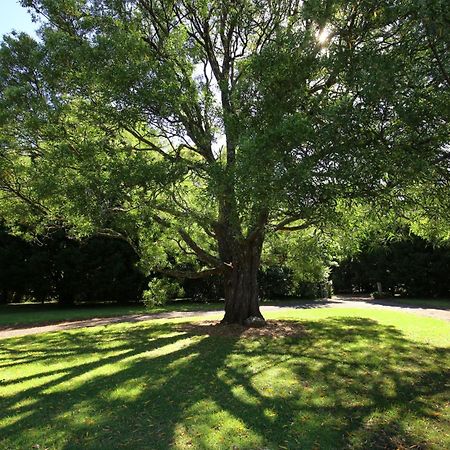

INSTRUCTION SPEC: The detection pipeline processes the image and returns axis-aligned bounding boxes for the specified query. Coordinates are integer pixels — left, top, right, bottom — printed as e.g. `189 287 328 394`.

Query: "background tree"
0 0 448 324
0 225 33 303
332 233 450 298
0 225 146 305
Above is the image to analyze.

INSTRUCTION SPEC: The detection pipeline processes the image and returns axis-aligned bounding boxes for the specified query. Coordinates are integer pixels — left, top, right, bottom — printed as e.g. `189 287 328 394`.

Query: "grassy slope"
0 309 449 450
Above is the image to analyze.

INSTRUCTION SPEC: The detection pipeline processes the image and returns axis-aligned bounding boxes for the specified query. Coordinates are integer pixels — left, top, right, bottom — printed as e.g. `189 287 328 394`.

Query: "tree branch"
178 228 223 267
157 267 224 279
273 216 312 232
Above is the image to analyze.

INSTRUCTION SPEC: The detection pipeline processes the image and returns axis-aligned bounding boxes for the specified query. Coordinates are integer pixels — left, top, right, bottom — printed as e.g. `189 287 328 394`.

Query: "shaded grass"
0 309 449 449
0 299 324 328
0 302 224 328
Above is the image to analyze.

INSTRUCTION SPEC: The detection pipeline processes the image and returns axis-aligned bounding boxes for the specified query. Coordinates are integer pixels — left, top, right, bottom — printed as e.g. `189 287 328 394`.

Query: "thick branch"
423 22 450 86
150 211 222 267
158 267 224 279
178 228 223 267
273 216 312 232
246 209 269 242
0 184 49 216
124 126 176 162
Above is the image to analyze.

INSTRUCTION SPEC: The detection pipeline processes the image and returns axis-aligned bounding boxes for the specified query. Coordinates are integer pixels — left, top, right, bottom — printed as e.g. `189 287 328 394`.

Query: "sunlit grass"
0 309 449 449
268 308 450 347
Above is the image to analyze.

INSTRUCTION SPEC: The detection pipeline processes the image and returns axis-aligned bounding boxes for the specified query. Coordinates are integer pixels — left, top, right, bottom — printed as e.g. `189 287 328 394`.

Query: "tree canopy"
0 0 449 323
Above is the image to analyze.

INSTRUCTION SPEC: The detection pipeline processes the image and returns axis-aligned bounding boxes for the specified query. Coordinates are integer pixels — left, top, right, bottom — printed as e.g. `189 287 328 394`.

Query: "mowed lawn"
0 298 447 328
0 302 224 328
0 309 449 450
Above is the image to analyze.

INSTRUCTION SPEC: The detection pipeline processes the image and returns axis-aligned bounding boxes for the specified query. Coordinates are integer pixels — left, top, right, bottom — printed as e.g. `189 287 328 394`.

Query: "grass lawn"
0 302 224 328
1 297 447 329
0 309 449 450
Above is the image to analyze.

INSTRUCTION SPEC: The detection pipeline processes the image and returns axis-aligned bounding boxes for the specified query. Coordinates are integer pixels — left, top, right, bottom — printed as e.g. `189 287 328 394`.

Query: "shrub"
143 278 184 308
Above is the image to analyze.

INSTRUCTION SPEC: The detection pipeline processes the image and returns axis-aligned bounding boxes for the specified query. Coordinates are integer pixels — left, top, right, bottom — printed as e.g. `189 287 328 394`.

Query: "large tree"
0 0 448 324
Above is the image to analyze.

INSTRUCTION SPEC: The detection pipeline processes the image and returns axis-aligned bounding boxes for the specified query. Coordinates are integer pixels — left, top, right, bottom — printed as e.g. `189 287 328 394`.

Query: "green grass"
0 309 449 450
1 297 446 329
0 302 223 327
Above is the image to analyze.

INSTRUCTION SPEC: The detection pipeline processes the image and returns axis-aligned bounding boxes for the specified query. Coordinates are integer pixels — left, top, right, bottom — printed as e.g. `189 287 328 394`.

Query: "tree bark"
221 235 265 325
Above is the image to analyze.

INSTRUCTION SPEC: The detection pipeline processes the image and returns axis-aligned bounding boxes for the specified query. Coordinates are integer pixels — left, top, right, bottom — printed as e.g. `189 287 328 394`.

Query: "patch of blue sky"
0 0 39 39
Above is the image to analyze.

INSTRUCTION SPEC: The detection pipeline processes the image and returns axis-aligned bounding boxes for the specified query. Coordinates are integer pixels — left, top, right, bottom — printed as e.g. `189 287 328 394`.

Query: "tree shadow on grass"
0 317 449 450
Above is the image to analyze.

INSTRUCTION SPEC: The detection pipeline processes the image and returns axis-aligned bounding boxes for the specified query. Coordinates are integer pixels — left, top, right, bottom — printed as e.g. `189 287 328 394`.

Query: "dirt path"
326 295 450 321
0 296 448 340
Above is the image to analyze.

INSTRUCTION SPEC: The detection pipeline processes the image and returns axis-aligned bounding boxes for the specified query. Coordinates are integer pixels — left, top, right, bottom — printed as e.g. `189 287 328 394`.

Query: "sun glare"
317 27 331 44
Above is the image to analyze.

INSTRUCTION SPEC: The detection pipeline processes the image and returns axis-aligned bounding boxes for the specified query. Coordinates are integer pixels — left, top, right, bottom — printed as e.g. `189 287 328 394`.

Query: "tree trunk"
221 237 265 326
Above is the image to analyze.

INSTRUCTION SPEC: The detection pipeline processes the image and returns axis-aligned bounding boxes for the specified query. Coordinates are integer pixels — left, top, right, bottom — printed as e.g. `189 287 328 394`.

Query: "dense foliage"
332 234 450 298
0 227 146 305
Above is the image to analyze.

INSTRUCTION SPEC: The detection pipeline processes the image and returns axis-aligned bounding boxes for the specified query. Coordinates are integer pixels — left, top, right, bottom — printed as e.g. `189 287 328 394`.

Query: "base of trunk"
243 316 266 327
220 314 266 327
219 233 266 325
221 268 265 326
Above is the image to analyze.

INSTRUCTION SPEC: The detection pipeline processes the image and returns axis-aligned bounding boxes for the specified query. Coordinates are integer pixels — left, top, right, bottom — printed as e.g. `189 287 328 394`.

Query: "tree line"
0 225 328 306
0 226 145 305
2 222 449 305
332 235 450 298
